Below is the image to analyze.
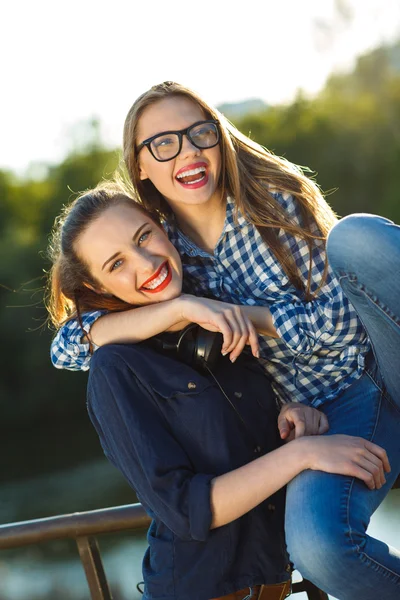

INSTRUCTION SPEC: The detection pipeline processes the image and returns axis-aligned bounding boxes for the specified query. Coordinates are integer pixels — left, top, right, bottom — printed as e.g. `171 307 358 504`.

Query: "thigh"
285 377 400 596
338 276 400 410
327 214 400 407
286 371 400 544
321 368 400 483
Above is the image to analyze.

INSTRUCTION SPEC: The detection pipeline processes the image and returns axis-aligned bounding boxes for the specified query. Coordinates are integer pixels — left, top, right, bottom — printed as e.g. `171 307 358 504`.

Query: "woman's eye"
110 258 123 272
138 230 151 245
155 137 174 148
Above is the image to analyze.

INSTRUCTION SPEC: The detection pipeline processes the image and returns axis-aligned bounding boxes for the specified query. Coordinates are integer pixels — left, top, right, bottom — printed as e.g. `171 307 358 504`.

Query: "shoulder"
89 343 210 398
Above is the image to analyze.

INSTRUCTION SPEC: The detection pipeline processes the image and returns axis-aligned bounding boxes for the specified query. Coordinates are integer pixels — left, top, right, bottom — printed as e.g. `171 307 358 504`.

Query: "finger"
317 413 329 434
277 415 291 440
302 412 314 436
350 463 376 490
294 417 306 439
279 407 307 438
229 310 249 357
230 317 259 361
364 440 391 473
357 457 385 489
229 333 247 362
362 451 386 487
226 309 249 358
247 320 260 358
221 312 243 354
217 318 234 354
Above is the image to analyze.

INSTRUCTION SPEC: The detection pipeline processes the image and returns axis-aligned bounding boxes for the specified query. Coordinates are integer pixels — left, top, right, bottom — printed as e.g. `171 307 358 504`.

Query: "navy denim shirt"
87 344 290 600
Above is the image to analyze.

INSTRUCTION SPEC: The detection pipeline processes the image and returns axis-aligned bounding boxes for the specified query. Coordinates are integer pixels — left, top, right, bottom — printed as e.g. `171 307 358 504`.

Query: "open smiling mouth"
140 261 172 294
175 164 208 187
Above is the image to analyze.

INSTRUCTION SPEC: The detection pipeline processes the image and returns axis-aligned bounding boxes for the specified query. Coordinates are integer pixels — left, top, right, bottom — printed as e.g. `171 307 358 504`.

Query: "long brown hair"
123 81 337 298
46 180 161 330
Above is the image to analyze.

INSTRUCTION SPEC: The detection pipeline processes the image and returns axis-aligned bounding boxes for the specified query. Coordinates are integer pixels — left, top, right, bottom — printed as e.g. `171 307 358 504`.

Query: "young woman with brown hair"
47 182 390 600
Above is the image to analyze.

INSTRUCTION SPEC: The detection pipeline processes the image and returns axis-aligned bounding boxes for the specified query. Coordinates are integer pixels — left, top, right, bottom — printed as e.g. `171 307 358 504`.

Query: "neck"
171 193 227 254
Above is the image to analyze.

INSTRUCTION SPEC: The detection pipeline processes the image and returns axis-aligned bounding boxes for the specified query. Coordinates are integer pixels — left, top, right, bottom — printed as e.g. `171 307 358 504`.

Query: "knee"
286 520 362 582
327 213 394 278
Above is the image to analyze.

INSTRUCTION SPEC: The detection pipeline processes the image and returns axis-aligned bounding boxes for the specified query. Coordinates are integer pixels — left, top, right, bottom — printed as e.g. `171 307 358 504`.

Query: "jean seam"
336 272 400 327
346 390 381 549
345 392 400 584
337 271 400 413
364 369 391 404
356 550 400 582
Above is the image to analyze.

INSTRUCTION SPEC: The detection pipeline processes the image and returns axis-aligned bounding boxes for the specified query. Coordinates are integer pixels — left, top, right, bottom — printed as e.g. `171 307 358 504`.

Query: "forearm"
90 298 189 346
210 432 389 528
210 438 307 528
241 305 278 338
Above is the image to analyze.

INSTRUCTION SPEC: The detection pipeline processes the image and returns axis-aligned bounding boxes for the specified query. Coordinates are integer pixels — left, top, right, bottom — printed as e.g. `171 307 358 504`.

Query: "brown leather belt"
211 579 291 600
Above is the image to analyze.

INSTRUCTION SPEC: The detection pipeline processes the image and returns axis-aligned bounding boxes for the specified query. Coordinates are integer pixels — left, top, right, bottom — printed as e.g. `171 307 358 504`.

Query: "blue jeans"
285 214 400 599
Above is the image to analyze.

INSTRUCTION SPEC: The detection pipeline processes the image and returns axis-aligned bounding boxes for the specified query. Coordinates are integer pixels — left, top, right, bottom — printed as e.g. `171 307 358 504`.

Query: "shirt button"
253 445 261 454
285 563 292 573
234 392 242 399
268 503 275 511
187 382 197 390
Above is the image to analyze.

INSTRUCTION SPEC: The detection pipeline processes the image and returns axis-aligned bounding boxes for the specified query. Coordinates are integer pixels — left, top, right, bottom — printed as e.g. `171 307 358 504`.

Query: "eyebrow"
101 222 150 271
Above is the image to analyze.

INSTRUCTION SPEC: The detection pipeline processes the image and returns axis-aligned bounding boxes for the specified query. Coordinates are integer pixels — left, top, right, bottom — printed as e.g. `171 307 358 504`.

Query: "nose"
126 246 158 280
179 134 200 160
135 248 158 273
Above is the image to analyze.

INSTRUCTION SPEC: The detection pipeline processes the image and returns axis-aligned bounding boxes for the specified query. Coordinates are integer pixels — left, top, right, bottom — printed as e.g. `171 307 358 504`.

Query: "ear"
138 159 149 181
139 165 149 181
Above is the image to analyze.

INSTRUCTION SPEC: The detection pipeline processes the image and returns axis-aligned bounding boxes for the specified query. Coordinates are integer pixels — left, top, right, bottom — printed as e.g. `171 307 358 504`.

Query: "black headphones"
146 324 223 372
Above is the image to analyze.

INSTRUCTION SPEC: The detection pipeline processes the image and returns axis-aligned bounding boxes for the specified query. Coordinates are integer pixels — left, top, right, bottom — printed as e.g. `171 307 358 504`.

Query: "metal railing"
0 503 149 600
4 483 398 600
0 501 330 599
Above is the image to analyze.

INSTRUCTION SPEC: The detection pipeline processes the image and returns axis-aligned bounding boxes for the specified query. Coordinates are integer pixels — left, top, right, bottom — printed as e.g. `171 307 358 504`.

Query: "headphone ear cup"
176 324 197 365
147 325 223 372
193 329 223 371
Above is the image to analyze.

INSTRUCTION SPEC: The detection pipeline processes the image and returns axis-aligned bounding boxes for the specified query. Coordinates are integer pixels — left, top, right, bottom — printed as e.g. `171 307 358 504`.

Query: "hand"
178 295 260 361
302 434 391 490
278 403 329 441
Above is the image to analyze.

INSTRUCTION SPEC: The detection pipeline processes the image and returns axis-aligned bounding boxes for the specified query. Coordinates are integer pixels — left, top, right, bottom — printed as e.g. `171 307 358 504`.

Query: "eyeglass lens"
151 122 219 161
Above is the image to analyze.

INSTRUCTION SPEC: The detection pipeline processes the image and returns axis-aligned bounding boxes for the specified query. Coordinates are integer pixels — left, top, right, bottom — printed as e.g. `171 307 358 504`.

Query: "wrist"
297 436 322 471
169 295 192 326
288 437 313 471
174 294 194 322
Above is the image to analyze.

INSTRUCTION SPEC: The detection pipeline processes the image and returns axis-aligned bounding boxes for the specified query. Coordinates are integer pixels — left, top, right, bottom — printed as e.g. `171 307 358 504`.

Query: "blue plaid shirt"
50 193 370 407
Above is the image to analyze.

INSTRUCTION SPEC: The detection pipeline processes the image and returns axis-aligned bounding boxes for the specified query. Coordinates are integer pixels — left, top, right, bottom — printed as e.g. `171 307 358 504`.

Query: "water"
0 460 399 600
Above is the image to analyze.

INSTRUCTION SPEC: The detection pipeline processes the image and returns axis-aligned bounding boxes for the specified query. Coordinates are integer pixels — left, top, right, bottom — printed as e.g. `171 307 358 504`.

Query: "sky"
2 0 400 174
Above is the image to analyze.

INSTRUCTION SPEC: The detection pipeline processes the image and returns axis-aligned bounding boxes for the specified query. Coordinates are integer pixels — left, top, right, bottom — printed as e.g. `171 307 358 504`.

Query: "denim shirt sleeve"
268 192 367 357
87 355 214 542
50 310 106 371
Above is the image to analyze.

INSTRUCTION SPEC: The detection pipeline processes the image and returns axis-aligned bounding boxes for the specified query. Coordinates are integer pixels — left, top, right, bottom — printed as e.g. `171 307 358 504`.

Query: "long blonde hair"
123 81 337 298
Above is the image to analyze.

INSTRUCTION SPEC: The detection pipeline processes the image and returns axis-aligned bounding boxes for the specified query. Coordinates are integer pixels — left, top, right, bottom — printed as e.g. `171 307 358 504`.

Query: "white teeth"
176 166 206 179
142 264 169 290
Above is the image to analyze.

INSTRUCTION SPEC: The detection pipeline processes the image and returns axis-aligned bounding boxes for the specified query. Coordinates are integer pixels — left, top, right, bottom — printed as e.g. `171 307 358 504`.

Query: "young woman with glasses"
47 182 391 600
51 82 400 599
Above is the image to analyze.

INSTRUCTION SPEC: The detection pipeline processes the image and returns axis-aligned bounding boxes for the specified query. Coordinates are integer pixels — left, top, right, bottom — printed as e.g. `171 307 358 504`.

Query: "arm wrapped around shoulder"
50 310 105 371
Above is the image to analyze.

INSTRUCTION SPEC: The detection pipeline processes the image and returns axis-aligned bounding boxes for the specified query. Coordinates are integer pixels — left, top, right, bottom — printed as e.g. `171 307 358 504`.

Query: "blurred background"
1 0 399 598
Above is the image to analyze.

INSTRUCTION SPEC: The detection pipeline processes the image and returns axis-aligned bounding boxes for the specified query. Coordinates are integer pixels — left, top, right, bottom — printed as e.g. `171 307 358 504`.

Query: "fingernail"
230 356 237 363
221 351 228 356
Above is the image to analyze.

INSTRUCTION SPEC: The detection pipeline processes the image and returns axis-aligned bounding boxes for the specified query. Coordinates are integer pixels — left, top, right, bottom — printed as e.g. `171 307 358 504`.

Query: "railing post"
76 535 113 600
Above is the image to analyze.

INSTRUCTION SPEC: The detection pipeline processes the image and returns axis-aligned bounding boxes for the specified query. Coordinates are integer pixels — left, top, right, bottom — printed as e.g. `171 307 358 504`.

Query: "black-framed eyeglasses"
137 120 220 162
